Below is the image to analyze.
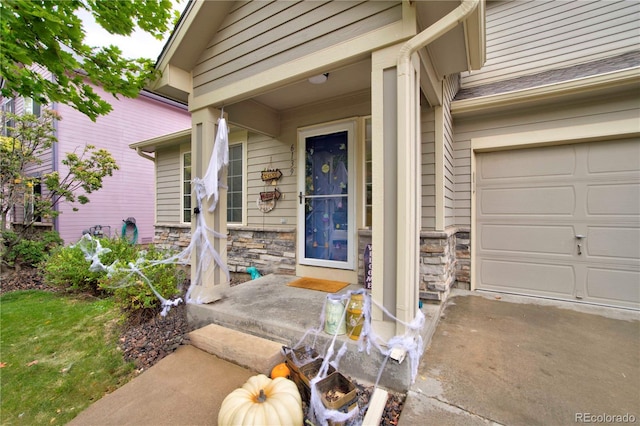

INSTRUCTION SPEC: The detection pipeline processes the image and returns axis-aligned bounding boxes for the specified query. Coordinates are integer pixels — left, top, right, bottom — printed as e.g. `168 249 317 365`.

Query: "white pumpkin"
218 374 303 426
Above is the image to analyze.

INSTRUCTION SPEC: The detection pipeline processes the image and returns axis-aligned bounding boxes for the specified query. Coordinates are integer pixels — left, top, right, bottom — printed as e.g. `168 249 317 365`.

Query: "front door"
298 121 355 269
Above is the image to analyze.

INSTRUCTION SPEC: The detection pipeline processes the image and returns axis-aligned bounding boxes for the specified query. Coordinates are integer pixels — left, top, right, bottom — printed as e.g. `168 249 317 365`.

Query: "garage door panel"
586 268 640 308
480 186 575 215
480 145 576 179
587 227 640 260
480 259 575 296
480 224 575 255
587 183 640 216
588 139 640 173
476 139 640 310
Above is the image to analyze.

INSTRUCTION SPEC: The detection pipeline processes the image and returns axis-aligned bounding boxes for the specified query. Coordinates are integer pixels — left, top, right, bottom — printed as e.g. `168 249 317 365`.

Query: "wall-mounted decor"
256 188 281 213
260 188 281 202
261 168 282 185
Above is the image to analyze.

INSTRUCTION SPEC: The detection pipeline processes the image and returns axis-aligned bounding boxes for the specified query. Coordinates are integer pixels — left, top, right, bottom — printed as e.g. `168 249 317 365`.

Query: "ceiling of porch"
250 59 372 111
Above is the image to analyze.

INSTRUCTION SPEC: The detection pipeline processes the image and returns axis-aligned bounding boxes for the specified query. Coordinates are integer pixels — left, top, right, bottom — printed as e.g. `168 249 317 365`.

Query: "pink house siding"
55 88 190 244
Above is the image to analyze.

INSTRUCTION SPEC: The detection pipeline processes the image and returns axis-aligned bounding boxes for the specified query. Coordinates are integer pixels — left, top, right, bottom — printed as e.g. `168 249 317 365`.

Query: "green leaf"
0 0 176 121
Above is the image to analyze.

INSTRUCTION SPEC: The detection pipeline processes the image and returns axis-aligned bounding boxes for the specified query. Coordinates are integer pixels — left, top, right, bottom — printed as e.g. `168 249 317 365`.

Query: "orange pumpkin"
270 362 290 379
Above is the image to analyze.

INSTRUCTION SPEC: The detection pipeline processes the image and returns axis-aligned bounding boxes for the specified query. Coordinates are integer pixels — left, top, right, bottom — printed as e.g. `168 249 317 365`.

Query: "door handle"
299 192 304 205
575 235 586 239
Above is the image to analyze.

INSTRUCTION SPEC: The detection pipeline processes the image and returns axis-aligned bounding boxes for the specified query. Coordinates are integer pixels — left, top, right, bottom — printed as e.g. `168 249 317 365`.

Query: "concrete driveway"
399 290 640 426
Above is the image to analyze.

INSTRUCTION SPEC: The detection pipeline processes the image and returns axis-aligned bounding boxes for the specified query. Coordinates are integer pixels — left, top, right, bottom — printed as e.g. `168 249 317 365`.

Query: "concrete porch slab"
187 274 444 391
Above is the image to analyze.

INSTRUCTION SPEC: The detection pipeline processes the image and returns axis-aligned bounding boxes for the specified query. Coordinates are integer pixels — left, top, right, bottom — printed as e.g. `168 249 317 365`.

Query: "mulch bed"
1 268 405 425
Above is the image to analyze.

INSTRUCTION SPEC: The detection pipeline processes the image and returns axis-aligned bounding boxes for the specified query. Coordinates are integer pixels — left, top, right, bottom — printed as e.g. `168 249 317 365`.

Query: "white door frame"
297 119 357 270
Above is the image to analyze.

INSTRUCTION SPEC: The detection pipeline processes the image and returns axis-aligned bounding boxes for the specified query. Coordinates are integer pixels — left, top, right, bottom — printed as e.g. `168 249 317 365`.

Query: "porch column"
371 44 403 337
396 49 421 333
189 107 229 303
372 42 421 335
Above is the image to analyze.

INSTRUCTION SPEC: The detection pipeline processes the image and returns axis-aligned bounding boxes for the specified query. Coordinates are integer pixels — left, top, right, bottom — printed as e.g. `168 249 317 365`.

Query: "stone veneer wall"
454 229 471 290
419 228 471 301
155 224 471 300
227 226 296 276
358 227 471 302
154 223 192 251
154 224 297 276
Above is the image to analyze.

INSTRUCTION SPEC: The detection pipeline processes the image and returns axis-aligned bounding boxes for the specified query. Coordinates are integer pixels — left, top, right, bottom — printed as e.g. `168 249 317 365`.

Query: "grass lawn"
0 290 135 425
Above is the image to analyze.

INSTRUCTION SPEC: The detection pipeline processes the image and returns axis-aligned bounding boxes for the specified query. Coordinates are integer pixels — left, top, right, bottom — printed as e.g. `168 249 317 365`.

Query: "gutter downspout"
136 147 155 162
394 0 479 333
398 0 479 70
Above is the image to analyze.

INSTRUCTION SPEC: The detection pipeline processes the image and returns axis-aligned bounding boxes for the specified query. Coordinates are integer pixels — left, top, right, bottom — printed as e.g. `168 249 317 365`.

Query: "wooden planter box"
316 371 358 413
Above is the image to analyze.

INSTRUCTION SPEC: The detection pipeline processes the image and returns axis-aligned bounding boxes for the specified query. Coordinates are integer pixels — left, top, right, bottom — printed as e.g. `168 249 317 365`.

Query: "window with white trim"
227 144 243 224
2 98 15 136
182 152 191 223
23 97 41 117
364 117 372 227
23 179 42 223
181 142 244 224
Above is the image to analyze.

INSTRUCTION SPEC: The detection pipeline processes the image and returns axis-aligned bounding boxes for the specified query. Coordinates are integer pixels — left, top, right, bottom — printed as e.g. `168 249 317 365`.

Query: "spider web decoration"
75 117 231 313
288 289 425 426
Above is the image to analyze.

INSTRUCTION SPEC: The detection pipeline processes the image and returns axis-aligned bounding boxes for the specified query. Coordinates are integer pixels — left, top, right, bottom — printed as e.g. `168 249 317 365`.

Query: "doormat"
287 277 349 293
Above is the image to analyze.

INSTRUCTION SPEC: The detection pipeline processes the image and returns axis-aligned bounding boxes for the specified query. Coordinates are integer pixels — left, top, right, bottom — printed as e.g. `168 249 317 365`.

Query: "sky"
78 2 186 61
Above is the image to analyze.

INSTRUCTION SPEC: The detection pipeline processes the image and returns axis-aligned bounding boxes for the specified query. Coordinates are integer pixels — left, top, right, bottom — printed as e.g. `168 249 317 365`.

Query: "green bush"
41 236 137 293
99 245 184 321
1 230 63 267
41 243 103 292
42 237 183 320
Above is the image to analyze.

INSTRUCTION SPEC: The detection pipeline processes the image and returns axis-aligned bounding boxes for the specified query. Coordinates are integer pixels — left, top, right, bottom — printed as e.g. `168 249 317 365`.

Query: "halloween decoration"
218 374 303 426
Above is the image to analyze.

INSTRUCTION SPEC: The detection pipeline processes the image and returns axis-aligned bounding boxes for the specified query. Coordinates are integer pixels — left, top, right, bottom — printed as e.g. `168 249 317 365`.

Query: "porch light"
308 73 329 84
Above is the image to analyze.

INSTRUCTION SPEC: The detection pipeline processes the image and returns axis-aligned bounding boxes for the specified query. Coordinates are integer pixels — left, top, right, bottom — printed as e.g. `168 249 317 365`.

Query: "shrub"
41 236 137 293
42 237 183 321
41 242 105 293
99 245 184 322
2 230 63 268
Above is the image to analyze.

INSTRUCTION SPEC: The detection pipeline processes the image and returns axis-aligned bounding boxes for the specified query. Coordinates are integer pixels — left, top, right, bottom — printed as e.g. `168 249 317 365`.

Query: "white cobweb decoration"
74 117 231 315
287 289 426 426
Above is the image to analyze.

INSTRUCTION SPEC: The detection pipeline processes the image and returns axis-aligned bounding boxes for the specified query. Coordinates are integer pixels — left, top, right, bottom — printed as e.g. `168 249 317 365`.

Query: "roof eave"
451 67 640 117
129 128 191 153
150 1 234 102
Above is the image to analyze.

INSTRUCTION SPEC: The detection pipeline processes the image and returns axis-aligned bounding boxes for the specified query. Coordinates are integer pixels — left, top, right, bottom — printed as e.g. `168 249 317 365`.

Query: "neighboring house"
132 0 639 338
1 73 191 245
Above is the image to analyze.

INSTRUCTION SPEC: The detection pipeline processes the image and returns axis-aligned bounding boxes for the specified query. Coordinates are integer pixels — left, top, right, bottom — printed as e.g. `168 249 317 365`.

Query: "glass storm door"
298 121 355 269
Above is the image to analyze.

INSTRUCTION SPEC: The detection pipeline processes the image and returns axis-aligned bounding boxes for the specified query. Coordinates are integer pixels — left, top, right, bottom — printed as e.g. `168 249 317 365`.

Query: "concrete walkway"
399 290 640 426
68 345 254 426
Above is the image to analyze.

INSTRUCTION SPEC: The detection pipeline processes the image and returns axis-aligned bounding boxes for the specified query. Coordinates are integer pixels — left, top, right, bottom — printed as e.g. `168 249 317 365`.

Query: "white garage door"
476 139 640 310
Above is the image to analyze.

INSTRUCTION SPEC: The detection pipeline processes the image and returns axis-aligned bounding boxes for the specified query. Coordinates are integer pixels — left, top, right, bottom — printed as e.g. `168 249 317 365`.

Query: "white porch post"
371 44 405 337
189 106 229 303
372 43 421 336
396 51 421 333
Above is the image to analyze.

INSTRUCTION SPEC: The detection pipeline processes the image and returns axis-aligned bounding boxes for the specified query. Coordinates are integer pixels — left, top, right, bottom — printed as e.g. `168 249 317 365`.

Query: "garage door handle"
575 235 586 239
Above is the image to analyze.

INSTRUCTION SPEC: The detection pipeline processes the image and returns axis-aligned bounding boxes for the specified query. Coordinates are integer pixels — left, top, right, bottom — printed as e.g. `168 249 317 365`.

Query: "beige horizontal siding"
244 91 370 228
246 131 297 227
461 0 640 88
156 145 181 224
193 0 401 97
421 108 436 230
443 75 458 229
